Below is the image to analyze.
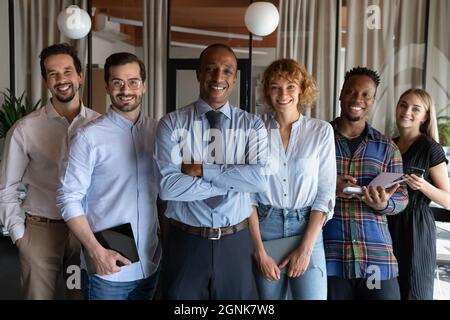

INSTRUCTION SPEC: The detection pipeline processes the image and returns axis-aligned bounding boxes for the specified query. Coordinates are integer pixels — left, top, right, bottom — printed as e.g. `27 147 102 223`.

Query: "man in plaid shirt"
324 67 408 300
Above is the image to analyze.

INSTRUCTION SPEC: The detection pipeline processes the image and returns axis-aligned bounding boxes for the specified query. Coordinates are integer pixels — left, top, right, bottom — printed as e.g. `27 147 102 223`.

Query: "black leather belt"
169 218 248 240
25 213 64 224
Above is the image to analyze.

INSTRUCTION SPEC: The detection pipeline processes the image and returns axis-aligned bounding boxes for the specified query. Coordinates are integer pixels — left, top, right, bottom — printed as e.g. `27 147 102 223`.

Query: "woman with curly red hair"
249 59 336 300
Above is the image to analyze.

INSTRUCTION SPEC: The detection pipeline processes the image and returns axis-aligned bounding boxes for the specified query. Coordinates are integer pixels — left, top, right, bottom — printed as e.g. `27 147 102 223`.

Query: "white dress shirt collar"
44 100 89 122
268 113 304 130
195 98 232 120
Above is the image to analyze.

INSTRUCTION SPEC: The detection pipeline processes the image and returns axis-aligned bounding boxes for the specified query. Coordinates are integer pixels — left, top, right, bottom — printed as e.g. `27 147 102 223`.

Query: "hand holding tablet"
342 172 413 196
367 172 409 189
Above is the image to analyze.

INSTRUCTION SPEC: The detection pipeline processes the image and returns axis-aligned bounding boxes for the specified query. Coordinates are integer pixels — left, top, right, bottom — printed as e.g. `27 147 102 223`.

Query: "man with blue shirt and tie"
155 43 269 299
57 52 161 300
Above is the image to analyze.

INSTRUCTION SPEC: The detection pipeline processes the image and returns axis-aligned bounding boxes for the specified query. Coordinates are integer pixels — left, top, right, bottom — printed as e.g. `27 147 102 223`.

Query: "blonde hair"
261 59 318 113
397 88 439 143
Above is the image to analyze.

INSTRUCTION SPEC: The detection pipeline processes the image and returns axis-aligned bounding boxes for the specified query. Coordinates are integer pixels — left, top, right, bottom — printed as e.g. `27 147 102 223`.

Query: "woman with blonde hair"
388 88 450 300
248 59 336 299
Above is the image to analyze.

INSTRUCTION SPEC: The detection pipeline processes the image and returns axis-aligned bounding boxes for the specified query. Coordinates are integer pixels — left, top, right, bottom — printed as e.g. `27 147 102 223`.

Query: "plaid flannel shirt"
323 121 408 280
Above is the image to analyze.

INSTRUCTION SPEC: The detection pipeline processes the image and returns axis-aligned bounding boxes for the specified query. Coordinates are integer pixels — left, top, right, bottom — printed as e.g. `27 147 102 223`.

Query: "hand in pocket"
15 228 27 248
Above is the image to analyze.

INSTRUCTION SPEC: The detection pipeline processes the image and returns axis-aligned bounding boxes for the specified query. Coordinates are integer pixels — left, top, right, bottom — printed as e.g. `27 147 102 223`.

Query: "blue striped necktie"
204 110 226 208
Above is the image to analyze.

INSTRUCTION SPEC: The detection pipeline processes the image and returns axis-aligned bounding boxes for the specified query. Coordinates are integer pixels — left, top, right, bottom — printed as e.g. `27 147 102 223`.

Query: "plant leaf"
0 90 42 138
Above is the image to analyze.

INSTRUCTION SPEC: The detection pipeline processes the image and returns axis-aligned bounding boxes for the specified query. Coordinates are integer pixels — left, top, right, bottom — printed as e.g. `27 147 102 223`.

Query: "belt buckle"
208 227 221 240
26 214 39 222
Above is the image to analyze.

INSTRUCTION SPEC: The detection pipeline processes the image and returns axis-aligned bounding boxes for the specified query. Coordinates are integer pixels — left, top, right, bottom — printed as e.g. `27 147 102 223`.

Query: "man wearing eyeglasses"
323 67 408 300
56 52 161 300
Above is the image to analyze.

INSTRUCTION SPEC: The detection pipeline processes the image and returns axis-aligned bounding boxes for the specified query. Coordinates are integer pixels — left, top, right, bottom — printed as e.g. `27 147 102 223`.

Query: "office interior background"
0 0 449 300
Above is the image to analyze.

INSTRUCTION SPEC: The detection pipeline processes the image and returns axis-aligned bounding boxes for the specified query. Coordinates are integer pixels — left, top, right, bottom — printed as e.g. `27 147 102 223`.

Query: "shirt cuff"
249 194 259 207
375 198 395 215
312 205 334 224
203 163 221 183
9 223 25 244
61 202 86 222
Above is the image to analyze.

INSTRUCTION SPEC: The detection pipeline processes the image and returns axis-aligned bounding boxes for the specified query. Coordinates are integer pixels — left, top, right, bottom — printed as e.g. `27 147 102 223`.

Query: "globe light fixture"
244 2 279 36
57 5 92 39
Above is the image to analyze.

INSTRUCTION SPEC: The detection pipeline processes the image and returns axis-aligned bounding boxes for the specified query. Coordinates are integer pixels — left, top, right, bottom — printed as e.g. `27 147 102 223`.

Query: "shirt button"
230 186 234 190
352 239 356 243
284 163 287 166
284 194 287 197
283 179 287 182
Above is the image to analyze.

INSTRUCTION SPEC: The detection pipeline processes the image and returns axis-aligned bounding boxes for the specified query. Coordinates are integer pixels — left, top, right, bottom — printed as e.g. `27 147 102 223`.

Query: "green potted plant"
437 105 450 168
0 89 42 160
437 111 450 179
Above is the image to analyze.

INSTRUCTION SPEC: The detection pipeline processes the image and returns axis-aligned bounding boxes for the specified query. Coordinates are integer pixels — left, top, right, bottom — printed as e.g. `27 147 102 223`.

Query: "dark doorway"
166 58 251 113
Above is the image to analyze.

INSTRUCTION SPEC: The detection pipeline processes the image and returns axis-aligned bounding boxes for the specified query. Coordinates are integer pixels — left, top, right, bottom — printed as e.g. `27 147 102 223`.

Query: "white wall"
0 0 10 98
92 35 143 68
92 22 144 112
91 15 143 67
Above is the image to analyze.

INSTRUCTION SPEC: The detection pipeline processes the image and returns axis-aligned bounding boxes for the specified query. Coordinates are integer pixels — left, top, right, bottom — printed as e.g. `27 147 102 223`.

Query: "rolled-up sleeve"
312 124 337 223
376 145 408 216
0 122 29 243
56 131 94 221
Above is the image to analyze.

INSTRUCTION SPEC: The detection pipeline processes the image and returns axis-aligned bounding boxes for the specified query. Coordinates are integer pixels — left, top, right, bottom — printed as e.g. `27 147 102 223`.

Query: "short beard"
114 103 140 113
54 92 76 103
343 113 361 122
111 95 142 113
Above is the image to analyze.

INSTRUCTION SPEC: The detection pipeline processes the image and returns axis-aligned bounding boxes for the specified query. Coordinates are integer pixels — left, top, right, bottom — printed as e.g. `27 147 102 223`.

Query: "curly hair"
344 66 381 88
261 59 318 112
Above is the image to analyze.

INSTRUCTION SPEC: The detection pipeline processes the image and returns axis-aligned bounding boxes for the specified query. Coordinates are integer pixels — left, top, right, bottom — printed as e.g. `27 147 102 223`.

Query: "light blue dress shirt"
154 98 269 227
256 115 336 222
57 109 161 282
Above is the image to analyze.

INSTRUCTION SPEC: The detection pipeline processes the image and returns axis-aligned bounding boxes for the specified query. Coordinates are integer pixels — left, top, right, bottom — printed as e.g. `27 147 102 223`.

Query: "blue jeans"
86 268 160 300
255 204 327 300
